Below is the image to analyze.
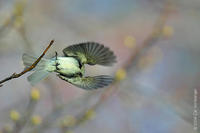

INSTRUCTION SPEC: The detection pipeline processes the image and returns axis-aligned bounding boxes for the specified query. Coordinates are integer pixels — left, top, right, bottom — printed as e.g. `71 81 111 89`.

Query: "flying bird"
22 42 116 90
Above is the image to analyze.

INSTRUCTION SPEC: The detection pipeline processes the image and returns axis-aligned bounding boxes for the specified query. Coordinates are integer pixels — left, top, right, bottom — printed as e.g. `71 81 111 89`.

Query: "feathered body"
47 57 83 75
23 42 116 90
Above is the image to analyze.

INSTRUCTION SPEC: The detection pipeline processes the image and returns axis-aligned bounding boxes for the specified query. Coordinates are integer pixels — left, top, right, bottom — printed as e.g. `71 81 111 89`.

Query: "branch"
0 40 54 87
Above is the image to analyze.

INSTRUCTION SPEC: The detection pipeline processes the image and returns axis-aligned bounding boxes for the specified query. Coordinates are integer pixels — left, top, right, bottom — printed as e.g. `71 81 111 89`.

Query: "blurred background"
0 0 199 133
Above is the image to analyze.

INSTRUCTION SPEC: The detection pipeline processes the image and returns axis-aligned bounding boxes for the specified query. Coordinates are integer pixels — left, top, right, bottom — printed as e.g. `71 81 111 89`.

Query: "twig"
0 40 54 87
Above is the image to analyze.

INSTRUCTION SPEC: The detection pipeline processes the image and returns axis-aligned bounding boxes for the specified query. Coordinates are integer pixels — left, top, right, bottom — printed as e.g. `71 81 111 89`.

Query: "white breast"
57 57 81 75
46 57 81 75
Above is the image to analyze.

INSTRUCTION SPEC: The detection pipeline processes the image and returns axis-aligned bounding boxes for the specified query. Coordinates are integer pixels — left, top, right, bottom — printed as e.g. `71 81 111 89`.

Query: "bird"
22 42 116 90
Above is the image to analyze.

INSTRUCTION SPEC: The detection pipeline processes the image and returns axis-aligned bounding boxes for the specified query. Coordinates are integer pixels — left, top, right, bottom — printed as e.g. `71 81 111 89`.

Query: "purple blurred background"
0 0 199 133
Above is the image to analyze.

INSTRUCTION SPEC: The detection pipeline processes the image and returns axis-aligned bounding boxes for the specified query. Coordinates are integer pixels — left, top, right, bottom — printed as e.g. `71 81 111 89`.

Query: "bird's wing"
58 74 114 90
62 42 116 66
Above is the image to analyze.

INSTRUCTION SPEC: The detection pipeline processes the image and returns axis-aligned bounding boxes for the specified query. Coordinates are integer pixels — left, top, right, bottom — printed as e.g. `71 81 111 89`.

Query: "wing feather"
63 42 116 66
58 75 114 90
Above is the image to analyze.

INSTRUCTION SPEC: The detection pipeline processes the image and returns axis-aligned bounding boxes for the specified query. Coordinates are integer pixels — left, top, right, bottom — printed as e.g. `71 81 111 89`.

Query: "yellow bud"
84 109 96 120
13 16 24 29
162 25 174 37
115 68 127 81
124 36 136 48
30 88 40 101
10 110 20 121
13 0 27 16
31 115 42 125
61 115 76 127
3 124 12 132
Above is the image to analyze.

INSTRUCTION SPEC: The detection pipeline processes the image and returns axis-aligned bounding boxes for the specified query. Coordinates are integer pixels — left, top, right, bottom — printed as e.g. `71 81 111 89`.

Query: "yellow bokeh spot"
31 115 42 125
13 0 27 16
124 36 136 48
3 124 12 132
30 88 40 101
13 17 24 29
115 68 127 81
12 0 27 29
10 110 20 121
162 25 174 37
84 109 96 120
61 115 76 127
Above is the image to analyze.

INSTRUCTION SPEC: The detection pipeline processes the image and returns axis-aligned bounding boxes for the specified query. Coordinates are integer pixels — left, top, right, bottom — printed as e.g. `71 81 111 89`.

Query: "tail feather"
27 70 49 85
22 53 47 70
22 53 50 85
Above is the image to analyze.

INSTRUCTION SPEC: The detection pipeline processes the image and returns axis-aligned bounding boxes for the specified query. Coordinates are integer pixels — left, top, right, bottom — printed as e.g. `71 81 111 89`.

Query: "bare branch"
0 40 55 87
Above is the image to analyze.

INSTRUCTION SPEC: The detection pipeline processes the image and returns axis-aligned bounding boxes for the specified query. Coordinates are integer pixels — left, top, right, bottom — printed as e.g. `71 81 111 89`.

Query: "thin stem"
0 40 54 87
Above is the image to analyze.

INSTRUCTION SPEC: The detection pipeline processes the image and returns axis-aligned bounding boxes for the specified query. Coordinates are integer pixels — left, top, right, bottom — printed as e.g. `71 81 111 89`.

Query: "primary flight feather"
22 42 116 90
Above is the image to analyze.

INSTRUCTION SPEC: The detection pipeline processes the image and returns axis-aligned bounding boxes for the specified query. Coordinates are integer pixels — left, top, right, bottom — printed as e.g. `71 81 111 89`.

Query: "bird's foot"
54 51 61 70
55 62 60 70
55 51 58 60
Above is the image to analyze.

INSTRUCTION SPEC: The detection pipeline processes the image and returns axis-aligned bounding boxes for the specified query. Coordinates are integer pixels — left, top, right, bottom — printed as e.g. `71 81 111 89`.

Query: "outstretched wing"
63 42 116 66
58 75 114 90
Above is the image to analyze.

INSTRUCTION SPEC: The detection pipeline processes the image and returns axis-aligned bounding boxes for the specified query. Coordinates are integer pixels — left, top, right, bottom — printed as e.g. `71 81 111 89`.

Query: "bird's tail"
22 53 50 85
